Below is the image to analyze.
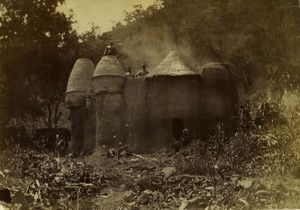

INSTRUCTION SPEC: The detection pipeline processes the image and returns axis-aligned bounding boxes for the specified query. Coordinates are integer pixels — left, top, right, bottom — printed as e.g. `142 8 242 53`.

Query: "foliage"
0 0 78 122
172 92 300 179
76 24 107 64
0 145 110 208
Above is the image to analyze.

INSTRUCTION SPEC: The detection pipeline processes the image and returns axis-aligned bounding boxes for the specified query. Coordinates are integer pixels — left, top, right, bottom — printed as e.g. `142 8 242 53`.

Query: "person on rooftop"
125 66 134 78
135 64 149 77
103 41 118 56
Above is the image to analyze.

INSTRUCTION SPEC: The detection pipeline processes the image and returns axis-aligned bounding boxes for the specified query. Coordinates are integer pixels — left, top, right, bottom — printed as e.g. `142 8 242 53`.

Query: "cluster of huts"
65 51 239 154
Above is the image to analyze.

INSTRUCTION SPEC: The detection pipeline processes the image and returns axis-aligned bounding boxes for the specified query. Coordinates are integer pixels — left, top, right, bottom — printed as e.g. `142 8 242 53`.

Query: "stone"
252 179 266 191
238 198 250 208
255 190 271 196
238 179 254 189
127 201 136 207
143 190 153 195
137 193 149 205
178 197 205 210
204 186 215 191
231 174 240 184
162 167 176 178
123 190 135 203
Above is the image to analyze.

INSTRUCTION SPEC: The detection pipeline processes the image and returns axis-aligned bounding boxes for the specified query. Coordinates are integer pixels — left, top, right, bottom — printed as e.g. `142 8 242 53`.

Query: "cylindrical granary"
82 94 96 153
143 51 201 152
65 58 95 155
65 58 95 107
199 62 239 135
92 55 126 149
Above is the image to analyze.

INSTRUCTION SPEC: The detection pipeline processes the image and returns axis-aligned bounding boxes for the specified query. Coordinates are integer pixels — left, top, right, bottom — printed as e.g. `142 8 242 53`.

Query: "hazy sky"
59 0 156 34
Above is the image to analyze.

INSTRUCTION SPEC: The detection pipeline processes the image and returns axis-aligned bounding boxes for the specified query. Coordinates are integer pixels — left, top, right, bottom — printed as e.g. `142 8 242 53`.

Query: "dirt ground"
75 149 300 210
1 144 300 210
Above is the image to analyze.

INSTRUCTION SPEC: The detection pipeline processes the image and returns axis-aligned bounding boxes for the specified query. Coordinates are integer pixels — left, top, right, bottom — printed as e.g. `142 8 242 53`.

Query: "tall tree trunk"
47 103 52 128
54 101 62 128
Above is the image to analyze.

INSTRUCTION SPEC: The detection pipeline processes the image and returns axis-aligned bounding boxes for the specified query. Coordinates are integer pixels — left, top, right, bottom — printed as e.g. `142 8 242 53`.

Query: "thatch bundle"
146 51 196 78
93 55 126 78
66 58 95 93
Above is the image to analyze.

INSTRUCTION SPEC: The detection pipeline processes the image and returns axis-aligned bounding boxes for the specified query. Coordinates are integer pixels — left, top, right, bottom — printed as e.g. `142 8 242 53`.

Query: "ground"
1 140 300 210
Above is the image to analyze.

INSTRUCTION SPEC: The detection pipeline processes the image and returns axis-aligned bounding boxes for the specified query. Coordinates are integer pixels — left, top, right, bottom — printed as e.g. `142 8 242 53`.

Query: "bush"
175 92 300 178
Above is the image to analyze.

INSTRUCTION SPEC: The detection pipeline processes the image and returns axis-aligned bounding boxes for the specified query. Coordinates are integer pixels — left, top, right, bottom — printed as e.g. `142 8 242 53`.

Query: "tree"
77 24 107 64
0 0 79 127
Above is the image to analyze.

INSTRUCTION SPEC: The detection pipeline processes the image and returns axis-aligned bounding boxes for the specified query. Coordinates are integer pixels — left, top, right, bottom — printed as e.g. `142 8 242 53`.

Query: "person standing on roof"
125 66 134 78
103 41 118 56
135 64 149 77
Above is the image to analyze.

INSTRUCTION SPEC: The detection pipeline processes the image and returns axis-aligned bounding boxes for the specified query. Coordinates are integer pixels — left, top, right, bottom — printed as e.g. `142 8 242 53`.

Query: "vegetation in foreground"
0 91 300 209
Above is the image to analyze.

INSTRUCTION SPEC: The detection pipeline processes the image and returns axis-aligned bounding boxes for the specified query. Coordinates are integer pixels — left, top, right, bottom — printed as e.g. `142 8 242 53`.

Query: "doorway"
172 118 184 140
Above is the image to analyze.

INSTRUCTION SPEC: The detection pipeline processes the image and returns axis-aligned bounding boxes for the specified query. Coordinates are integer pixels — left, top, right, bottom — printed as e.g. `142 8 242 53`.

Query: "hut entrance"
172 118 184 140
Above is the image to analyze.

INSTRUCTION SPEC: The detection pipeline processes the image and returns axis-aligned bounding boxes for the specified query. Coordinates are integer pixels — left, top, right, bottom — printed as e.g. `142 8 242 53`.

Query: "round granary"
199 62 239 135
92 55 126 94
65 58 95 107
92 55 126 149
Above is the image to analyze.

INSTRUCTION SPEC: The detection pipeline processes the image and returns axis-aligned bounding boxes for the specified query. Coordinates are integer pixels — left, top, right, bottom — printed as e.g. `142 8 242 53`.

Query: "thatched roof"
93 55 126 78
66 58 95 93
146 51 196 78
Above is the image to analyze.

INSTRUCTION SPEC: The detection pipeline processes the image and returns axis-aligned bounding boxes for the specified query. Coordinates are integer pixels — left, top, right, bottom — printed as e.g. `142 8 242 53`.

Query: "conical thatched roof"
93 55 126 78
66 58 95 93
146 51 196 78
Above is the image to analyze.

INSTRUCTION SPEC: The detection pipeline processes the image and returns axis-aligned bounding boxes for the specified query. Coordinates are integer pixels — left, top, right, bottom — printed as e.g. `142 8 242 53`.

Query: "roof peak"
93 56 126 78
66 58 95 93
146 51 196 78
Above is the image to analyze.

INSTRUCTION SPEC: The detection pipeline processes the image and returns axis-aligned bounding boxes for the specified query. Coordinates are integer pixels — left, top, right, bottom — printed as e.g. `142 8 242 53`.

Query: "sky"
59 0 157 34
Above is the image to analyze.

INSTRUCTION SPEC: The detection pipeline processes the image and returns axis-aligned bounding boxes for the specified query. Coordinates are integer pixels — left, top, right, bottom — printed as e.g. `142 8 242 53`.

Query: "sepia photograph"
1 0 300 209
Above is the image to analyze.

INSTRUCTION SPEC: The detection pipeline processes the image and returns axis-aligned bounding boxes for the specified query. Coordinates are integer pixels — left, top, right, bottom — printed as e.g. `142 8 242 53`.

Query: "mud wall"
83 99 96 151
144 76 202 152
93 76 126 149
70 108 86 154
65 91 86 108
69 100 96 154
123 78 147 152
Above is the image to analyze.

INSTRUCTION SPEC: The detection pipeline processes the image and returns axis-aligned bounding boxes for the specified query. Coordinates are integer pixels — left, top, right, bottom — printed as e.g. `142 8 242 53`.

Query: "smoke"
117 23 252 75
117 22 209 74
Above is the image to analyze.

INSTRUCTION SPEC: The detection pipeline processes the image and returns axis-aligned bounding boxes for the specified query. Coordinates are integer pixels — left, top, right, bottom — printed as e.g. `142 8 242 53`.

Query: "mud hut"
65 58 96 155
66 54 240 154
199 62 239 135
140 51 202 152
92 55 126 149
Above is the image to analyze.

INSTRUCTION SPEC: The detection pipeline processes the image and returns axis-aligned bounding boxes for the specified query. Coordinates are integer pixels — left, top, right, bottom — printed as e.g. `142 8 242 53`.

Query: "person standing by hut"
181 128 192 147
